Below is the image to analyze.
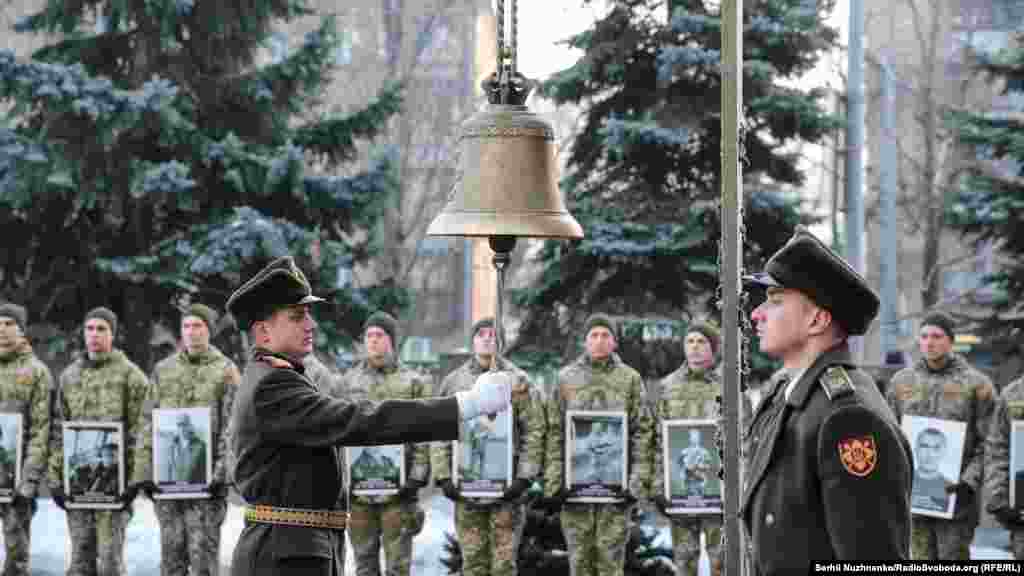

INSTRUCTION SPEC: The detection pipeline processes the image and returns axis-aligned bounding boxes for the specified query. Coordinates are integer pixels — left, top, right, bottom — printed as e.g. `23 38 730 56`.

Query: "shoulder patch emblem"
837 435 877 477
820 367 855 401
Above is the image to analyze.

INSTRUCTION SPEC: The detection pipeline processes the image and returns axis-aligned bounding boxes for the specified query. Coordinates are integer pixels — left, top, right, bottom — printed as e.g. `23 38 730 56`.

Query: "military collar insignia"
837 435 877 477
820 367 855 402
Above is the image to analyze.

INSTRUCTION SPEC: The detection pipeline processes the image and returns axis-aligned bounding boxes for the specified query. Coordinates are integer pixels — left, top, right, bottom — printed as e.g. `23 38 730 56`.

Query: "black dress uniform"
225 257 464 576
742 227 913 575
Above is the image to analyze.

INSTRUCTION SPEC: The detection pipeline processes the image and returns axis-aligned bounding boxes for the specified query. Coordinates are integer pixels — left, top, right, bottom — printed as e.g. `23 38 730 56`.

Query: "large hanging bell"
426 102 583 239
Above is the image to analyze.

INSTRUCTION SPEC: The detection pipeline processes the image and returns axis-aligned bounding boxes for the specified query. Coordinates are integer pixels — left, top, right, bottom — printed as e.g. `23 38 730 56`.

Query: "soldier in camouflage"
542 313 653 576
431 318 546 576
131 303 240 576
50 307 150 576
328 311 430 576
986 371 1024 557
0 303 52 576
886 311 994 560
650 320 729 576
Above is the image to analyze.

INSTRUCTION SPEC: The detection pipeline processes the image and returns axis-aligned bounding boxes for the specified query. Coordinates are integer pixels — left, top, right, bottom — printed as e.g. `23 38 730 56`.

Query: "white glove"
456 371 512 421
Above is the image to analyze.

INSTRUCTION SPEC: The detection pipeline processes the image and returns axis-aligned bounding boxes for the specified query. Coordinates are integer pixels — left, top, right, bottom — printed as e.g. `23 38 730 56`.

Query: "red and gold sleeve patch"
837 435 878 477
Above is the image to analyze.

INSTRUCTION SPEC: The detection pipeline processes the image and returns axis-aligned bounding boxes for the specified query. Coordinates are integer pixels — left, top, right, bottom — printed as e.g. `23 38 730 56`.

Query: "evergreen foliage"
0 0 405 367
948 40 1024 334
510 0 838 375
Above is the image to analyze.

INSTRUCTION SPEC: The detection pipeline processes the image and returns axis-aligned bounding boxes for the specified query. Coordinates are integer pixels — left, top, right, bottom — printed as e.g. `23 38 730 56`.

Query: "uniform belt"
244 505 348 530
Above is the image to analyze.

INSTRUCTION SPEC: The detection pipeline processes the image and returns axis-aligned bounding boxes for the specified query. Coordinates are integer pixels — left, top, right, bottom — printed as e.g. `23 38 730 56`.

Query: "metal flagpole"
720 0 744 574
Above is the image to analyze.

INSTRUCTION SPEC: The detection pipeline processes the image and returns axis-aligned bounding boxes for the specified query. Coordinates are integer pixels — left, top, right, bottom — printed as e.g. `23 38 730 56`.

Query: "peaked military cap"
744 226 880 336
226 256 325 330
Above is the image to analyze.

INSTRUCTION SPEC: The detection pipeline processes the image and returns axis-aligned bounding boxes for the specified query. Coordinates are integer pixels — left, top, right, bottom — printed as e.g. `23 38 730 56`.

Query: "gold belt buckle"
245 504 348 531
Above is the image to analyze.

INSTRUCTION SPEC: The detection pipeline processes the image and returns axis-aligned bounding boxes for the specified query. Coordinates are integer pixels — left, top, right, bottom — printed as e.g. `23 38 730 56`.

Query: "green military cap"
687 318 721 355
0 303 27 332
744 226 879 336
182 303 219 331
363 310 399 346
583 313 618 340
85 306 118 335
226 256 325 330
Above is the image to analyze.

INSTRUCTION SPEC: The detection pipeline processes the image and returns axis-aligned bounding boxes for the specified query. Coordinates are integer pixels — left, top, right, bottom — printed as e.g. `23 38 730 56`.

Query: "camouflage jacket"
0 340 53 493
543 352 653 499
50 349 150 487
886 354 994 516
329 357 431 502
650 362 725 505
985 375 1024 513
431 356 546 486
132 345 240 486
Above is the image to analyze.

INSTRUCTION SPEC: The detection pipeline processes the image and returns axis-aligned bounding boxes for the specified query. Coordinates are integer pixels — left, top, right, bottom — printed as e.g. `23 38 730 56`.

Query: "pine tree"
0 0 405 367
510 0 839 376
948 40 1024 335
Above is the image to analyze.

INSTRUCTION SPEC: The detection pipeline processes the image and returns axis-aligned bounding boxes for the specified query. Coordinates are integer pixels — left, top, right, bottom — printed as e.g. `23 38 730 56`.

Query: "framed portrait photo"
0 413 22 503
63 421 124 510
346 445 404 497
1010 419 1024 509
662 419 721 515
152 407 213 500
901 415 966 520
565 410 627 503
454 410 513 498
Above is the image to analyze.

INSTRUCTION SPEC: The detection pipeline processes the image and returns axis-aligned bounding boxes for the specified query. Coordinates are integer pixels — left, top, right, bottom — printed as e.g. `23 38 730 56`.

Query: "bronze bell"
426 80 583 240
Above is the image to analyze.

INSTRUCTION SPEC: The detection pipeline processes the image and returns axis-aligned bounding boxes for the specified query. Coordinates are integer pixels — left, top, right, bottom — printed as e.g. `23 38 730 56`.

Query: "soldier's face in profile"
181 315 211 355
84 318 114 356
751 288 820 363
918 326 953 364
364 326 393 361
915 432 945 478
260 304 316 358
685 332 714 370
585 326 616 360
0 317 21 351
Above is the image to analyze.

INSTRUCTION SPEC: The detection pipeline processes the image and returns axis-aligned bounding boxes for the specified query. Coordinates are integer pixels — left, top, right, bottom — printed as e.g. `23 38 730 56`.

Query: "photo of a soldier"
63 423 124 508
0 416 20 495
156 410 210 486
347 445 404 495
568 412 626 494
457 411 510 483
663 419 722 514
902 414 966 519
677 429 712 497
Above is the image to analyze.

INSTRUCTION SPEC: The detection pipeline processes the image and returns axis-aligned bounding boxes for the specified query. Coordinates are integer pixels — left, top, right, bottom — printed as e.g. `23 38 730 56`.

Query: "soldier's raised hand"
456 371 512 420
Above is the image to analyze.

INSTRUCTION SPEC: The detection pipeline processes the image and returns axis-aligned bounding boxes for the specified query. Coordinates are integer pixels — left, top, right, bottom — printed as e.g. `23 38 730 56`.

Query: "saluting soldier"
742 227 913 575
431 317 546 576
0 303 52 576
132 303 240 576
886 311 994 560
225 256 512 576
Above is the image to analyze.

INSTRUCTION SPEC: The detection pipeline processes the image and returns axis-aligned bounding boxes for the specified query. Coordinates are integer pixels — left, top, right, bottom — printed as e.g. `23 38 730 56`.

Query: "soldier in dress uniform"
742 226 913 575
225 256 512 576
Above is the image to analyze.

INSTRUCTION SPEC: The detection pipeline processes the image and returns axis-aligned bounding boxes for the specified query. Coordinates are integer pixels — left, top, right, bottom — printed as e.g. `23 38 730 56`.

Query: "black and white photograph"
565 410 627 503
901 415 966 519
454 410 513 498
663 419 721 514
63 421 124 509
0 413 21 503
153 407 213 499
346 445 404 496
1011 421 1024 509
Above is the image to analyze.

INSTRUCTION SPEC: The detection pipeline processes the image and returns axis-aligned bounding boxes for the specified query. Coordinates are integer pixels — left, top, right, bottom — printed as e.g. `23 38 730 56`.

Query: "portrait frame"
662 419 721 515
152 407 213 500
454 409 514 498
1010 420 1024 509
63 421 124 510
0 413 23 503
565 410 628 503
901 415 966 519
346 445 405 497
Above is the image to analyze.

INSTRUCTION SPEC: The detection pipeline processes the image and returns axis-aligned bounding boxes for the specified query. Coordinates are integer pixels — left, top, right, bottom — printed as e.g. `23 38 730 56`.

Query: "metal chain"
511 0 518 75
496 0 504 77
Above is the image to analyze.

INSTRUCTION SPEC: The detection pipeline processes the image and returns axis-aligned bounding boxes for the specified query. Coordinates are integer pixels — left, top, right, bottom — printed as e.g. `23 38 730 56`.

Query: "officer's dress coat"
741 345 913 575
229 349 461 576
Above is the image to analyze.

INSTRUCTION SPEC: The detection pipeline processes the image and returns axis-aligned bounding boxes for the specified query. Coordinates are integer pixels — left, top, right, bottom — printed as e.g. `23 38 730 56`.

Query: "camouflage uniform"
544 352 653 576
431 356 545 576
0 338 52 575
651 362 726 576
132 345 240 576
51 349 150 576
328 357 430 576
886 354 994 560
985 375 1024 558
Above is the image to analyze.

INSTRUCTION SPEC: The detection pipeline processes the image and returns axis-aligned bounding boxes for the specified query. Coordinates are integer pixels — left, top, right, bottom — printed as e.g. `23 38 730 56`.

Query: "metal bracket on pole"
720 0 744 574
